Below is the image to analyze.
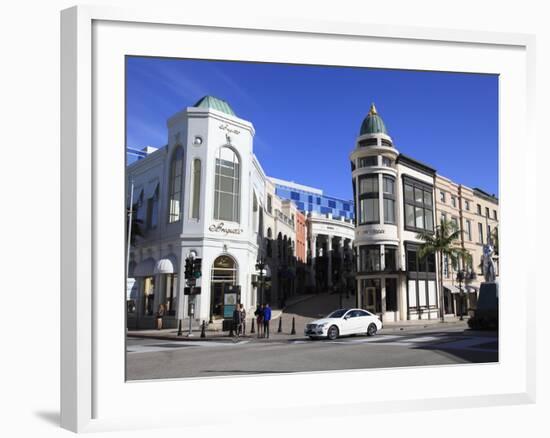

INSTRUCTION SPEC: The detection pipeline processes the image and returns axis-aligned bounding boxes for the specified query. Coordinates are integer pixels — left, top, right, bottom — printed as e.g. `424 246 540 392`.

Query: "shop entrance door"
210 255 238 320
363 287 377 313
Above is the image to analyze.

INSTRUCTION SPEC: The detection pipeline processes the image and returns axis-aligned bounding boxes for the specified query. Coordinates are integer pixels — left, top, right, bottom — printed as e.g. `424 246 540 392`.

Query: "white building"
351 104 438 322
127 96 267 329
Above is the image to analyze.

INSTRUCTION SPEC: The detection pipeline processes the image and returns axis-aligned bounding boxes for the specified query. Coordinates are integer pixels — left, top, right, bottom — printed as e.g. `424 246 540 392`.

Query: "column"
310 233 317 287
381 277 387 320
327 234 333 288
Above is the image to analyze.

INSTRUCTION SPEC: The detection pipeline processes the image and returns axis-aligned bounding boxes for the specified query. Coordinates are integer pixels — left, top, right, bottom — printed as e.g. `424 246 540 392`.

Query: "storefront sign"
209 222 243 235
364 229 385 235
219 124 240 135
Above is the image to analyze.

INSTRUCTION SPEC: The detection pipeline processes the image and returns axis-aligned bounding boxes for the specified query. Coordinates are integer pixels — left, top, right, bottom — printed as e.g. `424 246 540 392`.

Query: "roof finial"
369 102 378 115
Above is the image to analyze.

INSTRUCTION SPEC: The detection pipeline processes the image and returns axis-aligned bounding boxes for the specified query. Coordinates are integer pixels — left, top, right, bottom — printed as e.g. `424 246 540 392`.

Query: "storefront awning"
133 258 156 277
154 255 177 274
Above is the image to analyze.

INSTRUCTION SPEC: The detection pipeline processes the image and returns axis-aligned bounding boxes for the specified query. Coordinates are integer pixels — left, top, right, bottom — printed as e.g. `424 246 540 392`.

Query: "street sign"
184 286 201 295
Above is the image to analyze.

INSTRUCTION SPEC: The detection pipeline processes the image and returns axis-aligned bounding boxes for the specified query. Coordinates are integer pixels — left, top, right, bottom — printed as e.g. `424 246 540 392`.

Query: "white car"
304 308 382 340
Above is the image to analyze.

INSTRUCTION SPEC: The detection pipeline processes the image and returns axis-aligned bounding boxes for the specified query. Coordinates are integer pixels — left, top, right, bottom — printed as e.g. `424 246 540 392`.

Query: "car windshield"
327 309 348 318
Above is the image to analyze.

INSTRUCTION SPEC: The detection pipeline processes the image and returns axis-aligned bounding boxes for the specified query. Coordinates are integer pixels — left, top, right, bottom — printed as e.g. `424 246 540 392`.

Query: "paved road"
126 326 498 380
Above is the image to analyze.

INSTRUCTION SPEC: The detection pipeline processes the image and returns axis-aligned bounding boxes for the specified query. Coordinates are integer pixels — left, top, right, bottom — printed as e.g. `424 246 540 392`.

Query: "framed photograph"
61 5 536 433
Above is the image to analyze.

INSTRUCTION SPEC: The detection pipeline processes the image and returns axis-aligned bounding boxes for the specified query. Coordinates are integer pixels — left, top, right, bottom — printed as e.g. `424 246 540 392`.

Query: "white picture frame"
60 5 536 433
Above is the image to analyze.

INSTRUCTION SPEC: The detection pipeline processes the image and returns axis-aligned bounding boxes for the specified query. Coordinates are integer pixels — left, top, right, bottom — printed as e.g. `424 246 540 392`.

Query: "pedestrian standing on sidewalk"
240 304 247 335
263 303 272 339
254 304 264 338
155 304 165 330
232 304 242 339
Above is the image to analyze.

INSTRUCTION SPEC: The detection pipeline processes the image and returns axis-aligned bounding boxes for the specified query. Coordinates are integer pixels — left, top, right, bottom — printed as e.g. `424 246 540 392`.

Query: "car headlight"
317 323 328 329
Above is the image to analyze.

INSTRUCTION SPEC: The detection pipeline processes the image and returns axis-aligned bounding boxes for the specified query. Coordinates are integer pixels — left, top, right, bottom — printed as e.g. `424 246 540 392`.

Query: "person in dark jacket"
263 304 272 338
232 304 242 338
254 305 264 338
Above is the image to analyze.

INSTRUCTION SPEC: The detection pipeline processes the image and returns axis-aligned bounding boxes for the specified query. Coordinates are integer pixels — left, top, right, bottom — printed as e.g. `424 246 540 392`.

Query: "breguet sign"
209 222 243 235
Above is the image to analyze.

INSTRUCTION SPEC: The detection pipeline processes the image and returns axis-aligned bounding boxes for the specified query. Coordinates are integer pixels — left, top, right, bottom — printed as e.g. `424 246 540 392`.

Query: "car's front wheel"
327 325 339 340
367 323 377 336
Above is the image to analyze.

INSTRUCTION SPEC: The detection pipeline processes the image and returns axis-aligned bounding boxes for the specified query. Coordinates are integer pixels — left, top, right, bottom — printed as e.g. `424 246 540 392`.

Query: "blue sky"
126 56 498 200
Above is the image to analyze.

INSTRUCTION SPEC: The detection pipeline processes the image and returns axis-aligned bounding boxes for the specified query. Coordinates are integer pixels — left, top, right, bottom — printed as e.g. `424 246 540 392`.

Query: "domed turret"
359 103 388 136
193 95 236 116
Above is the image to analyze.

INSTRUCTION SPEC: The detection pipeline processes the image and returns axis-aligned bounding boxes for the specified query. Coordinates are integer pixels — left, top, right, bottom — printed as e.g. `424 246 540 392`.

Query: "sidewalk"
126 317 469 342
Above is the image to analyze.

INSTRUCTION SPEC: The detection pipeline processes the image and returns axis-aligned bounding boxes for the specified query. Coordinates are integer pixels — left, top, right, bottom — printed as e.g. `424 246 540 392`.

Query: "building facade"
126 96 498 328
351 104 440 322
351 104 499 322
272 177 354 220
127 96 270 329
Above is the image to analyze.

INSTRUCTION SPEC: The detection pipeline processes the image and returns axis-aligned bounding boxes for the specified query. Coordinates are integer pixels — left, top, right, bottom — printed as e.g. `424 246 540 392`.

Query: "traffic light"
184 257 193 279
192 258 202 279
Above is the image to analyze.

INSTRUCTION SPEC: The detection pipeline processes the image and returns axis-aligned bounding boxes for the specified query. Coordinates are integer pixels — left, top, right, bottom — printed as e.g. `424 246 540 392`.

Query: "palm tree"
416 220 472 322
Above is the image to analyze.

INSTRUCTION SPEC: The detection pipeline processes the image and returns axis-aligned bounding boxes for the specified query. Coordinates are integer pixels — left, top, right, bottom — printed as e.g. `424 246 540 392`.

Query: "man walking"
263 303 272 339
232 304 242 340
254 304 264 338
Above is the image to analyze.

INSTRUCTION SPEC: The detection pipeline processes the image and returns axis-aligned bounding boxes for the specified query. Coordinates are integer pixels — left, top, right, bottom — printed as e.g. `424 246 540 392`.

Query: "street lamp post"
256 258 266 306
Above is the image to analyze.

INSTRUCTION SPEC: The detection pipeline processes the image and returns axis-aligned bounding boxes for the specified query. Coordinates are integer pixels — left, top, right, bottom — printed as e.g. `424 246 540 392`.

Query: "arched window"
191 158 201 219
168 147 184 223
214 147 240 223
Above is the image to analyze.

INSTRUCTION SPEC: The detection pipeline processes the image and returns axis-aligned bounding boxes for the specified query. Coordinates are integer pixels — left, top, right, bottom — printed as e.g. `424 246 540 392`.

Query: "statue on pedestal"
482 241 496 283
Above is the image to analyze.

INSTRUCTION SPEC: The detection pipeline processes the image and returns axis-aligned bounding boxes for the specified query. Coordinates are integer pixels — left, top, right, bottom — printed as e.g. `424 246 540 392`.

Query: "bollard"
277 317 282 333
250 318 255 334
177 319 183 336
200 320 206 338
229 321 234 337
291 316 296 335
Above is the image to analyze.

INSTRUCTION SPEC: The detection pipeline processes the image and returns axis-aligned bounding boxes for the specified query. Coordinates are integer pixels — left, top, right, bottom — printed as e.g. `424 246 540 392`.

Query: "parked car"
305 308 382 340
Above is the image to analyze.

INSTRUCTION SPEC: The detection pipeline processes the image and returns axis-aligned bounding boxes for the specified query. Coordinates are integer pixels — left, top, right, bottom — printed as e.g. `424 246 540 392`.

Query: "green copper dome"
360 103 388 135
193 96 236 116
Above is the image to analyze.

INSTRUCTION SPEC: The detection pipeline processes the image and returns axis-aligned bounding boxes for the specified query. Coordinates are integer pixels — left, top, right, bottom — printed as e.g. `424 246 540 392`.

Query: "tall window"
214 147 240 222
465 219 472 241
168 147 184 223
451 216 459 231
451 196 456 208
358 174 379 224
465 200 470 210
360 246 381 272
383 175 396 224
146 185 159 229
404 178 433 232
493 209 498 220
165 273 178 315
191 159 201 219
136 190 145 223
478 222 484 244
477 204 482 215
384 246 397 271
440 191 446 203
485 207 490 217
358 156 378 167
267 194 272 214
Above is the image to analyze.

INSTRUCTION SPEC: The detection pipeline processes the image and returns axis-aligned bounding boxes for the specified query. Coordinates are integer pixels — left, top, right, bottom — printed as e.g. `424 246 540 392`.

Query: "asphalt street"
126 326 498 380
